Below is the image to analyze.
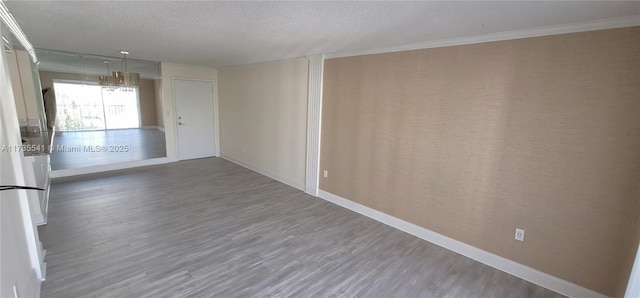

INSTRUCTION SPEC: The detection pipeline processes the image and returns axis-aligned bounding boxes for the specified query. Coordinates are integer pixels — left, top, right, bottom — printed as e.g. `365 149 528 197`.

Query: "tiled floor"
50 128 166 170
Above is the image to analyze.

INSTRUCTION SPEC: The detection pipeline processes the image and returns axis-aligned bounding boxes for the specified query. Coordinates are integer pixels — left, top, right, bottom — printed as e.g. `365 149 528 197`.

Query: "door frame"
171 77 219 159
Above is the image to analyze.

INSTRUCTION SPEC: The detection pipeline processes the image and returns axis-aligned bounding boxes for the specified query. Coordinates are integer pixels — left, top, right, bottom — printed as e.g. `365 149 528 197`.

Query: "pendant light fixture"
117 50 140 91
99 60 111 86
98 50 140 92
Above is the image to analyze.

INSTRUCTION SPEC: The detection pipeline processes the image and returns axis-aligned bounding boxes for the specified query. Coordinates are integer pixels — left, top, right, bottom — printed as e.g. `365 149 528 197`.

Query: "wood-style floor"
41 158 564 297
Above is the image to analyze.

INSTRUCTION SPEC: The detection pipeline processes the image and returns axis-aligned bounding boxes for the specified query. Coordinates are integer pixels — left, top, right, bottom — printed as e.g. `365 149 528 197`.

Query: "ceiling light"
99 51 140 92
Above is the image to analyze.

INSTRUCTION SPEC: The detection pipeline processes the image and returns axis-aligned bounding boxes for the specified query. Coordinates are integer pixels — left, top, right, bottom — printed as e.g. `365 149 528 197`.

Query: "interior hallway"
41 158 564 297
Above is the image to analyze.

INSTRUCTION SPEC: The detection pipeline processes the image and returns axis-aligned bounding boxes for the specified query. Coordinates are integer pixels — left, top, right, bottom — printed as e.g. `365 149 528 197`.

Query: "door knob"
178 122 185 126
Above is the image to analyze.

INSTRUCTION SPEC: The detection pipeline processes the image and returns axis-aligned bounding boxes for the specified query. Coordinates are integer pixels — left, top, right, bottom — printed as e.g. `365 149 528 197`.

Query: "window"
53 81 140 131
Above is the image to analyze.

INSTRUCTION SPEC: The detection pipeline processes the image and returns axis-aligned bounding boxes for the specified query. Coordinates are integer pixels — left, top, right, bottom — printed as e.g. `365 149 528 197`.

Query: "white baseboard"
141 125 165 132
220 154 305 191
317 189 606 298
49 157 173 179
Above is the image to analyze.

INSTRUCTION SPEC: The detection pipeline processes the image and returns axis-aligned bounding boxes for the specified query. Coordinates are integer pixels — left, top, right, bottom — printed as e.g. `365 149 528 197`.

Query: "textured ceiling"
5 1 640 68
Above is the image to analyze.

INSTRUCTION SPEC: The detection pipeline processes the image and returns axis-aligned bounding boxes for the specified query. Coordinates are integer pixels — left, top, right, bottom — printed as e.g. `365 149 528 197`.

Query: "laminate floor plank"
40 157 564 297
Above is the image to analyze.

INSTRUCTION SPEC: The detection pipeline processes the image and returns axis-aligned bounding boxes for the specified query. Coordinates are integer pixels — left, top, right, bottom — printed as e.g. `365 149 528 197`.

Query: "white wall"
218 58 309 190
0 40 42 298
160 63 218 160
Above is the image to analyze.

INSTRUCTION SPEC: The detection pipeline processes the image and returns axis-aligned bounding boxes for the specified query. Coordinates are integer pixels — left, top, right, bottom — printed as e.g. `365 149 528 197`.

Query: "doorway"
173 79 216 160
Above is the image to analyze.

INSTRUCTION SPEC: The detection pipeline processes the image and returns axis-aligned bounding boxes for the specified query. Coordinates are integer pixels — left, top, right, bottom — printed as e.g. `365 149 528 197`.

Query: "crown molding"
0 0 36 62
325 15 640 59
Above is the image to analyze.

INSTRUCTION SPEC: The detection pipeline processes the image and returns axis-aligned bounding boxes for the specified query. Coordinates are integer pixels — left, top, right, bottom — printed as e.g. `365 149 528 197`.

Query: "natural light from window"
53 82 140 131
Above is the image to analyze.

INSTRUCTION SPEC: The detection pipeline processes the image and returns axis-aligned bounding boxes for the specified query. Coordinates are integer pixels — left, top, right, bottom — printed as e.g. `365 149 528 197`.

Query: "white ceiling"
5 1 640 68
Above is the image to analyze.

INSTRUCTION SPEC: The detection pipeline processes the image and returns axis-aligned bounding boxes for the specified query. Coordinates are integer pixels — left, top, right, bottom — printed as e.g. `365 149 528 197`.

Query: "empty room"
1 1 639 297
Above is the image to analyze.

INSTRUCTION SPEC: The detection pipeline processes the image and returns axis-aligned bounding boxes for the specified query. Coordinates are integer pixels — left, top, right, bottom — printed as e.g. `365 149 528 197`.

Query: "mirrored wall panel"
35 49 166 170
3 23 50 157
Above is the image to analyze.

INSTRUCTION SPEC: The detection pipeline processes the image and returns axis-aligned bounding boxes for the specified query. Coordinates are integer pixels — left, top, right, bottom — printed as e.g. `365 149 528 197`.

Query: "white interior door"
174 79 216 160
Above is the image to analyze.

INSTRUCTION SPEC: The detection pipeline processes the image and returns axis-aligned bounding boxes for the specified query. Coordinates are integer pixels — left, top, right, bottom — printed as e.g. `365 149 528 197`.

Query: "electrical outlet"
242 146 245 152
515 228 525 241
323 170 328 178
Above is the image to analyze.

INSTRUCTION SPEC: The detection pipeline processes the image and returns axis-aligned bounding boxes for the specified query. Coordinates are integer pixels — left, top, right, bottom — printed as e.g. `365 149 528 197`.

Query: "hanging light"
113 70 125 85
99 50 140 92
99 60 111 86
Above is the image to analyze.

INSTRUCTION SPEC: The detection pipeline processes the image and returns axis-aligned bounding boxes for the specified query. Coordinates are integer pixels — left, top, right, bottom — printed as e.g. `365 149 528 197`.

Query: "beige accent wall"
320 27 640 296
138 79 158 127
38 70 160 127
218 58 309 190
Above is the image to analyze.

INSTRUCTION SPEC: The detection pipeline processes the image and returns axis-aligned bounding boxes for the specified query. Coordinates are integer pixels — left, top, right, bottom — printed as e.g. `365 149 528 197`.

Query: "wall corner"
304 54 324 197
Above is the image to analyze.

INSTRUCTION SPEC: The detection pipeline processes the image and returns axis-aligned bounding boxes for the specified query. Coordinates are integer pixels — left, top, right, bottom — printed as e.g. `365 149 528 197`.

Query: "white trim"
212 80 220 158
317 189 607 298
52 78 99 86
141 125 164 131
170 78 180 160
304 54 324 196
0 1 36 62
325 15 640 59
49 157 174 179
625 243 640 298
135 87 142 129
221 155 305 192
2 34 12 52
